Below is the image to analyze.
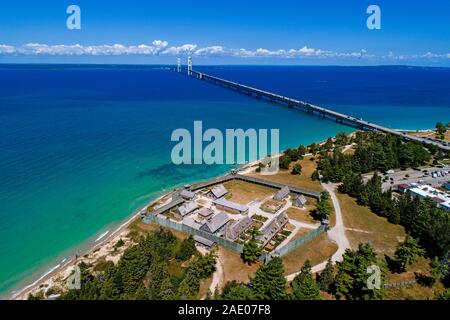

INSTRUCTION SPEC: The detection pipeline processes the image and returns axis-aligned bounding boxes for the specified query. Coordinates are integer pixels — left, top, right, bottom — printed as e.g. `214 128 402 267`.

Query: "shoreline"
9 159 261 300
9 192 168 300
8 128 417 300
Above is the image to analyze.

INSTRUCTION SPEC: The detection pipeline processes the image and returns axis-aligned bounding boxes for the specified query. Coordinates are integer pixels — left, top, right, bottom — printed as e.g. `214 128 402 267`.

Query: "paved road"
286 182 350 281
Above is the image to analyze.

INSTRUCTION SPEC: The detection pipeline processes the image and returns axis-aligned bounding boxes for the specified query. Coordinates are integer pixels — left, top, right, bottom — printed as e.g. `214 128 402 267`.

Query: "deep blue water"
0 65 448 297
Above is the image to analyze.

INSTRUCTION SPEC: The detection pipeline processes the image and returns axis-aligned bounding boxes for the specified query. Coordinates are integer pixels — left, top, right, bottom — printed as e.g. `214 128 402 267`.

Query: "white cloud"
0 41 448 63
299 46 317 56
0 44 16 53
194 46 225 56
161 44 197 55
152 40 168 49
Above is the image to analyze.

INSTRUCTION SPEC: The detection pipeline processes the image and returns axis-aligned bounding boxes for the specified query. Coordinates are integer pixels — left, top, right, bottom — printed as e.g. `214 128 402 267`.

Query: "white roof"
409 186 450 211
409 185 450 203
439 202 450 211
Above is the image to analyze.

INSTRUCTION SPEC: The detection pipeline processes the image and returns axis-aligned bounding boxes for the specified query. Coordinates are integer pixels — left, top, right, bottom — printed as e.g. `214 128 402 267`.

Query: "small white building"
409 185 450 211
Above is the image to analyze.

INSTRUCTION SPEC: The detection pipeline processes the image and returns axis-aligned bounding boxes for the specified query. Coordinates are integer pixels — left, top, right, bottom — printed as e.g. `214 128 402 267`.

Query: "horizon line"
0 62 449 69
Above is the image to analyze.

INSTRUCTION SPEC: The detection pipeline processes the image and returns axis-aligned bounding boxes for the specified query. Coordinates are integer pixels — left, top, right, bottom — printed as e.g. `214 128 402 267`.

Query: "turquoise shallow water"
0 65 448 297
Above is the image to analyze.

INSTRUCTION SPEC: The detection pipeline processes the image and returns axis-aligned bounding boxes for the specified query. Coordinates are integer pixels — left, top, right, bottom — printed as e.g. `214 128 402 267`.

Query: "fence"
144 213 326 262
143 213 244 253
273 225 327 257
384 280 417 289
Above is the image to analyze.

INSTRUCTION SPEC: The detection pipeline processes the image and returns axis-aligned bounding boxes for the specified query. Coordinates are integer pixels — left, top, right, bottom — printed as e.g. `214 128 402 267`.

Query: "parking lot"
363 166 450 191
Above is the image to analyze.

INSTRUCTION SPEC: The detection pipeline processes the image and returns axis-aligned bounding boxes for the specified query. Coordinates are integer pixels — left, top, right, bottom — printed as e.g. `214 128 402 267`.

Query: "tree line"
49 228 216 300
218 243 389 300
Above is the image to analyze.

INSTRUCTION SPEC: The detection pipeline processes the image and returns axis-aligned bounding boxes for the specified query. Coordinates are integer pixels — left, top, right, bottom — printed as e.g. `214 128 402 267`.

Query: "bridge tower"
176 58 181 73
187 55 193 76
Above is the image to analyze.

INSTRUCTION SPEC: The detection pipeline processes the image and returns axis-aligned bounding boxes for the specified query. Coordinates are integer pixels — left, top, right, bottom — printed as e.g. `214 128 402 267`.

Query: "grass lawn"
282 233 338 276
128 219 189 240
386 257 445 300
260 199 285 213
337 193 405 257
286 206 317 224
223 179 275 204
288 227 313 241
219 247 261 285
246 154 323 192
167 258 186 277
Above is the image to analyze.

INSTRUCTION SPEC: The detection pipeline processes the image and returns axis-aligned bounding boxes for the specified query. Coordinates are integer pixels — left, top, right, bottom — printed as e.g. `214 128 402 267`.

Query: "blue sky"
0 0 449 65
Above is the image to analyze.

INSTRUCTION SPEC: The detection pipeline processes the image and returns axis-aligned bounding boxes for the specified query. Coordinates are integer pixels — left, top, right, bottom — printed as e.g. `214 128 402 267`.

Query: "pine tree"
213 285 221 300
176 236 197 261
220 281 254 300
291 163 302 175
159 277 176 300
147 262 171 299
242 228 262 264
311 170 320 181
334 243 387 300
291 260 321 300
393 236 425 272
429 253 449 285
279 155 292 170
251 257 287 300
317 257 334 292
297 144 307 156
314 192 331 221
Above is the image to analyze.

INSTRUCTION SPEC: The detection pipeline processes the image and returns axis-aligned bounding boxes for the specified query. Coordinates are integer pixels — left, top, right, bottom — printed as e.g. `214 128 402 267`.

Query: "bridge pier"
187 56 193 76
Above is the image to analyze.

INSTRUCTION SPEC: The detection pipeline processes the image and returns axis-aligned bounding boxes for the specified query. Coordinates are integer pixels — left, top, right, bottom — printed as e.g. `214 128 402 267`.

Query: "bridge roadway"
186 69 449 152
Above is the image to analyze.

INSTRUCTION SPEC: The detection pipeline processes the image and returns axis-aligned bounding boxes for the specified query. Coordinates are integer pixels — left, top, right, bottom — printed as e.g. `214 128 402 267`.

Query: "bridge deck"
185 69 449 151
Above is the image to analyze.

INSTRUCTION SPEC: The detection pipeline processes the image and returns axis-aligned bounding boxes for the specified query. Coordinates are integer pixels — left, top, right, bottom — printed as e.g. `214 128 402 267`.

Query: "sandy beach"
9 193 169 300
9 159 263 300
9 133 352 300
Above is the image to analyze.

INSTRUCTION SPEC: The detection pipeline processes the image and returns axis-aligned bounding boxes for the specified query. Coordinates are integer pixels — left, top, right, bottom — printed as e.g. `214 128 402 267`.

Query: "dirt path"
286 182 350 280
208 250 225 296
